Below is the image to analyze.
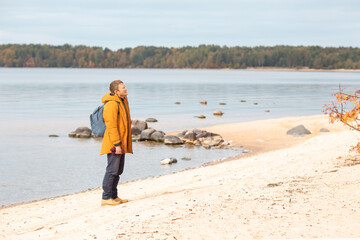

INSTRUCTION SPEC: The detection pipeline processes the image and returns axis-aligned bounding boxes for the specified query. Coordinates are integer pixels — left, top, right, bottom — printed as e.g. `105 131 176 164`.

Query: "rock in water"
146 118 158 122
131 120 148 131
131 126 141 136
68 132 76 137
286 125 311 137
79 133 91 138
196 131 212 138
48 134 59 137
183 131 197 141
177 130 187 138
75 126 92 135
160 158 177 165
140 128 156 141
150 131 165 142
164 135 184 145
69 126 92 138
213 110 223 116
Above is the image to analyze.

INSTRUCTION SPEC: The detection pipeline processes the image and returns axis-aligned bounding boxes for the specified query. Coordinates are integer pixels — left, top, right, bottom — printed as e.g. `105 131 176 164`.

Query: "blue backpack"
90 103 107 137
90 101 119 137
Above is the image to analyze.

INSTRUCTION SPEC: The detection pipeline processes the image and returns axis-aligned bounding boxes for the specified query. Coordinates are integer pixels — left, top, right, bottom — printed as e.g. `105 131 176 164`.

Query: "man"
100 80 132 206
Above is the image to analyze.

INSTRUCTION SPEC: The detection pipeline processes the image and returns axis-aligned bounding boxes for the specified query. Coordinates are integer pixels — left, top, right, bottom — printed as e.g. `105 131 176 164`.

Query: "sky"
1 0 360 50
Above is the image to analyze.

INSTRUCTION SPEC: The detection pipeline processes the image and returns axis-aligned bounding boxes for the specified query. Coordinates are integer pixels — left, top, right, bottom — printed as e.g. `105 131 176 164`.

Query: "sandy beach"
1 114 360 239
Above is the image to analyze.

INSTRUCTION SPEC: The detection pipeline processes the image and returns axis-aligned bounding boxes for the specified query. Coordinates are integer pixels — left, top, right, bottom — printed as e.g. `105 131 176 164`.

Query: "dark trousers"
102 153 125 200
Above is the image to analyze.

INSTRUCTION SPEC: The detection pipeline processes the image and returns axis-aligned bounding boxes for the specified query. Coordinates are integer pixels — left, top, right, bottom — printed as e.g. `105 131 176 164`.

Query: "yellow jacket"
100 93 133 155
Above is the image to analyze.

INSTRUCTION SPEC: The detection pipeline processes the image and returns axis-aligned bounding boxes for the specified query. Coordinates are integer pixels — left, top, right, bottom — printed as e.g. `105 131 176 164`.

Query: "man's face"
115 83 128 98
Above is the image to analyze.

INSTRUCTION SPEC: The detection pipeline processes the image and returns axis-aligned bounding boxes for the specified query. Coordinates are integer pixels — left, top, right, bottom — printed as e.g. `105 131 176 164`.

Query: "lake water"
0 68 359 206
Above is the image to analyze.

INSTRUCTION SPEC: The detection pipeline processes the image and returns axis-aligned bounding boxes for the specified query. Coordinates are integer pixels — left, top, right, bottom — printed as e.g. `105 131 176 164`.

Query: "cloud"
1 0 360 49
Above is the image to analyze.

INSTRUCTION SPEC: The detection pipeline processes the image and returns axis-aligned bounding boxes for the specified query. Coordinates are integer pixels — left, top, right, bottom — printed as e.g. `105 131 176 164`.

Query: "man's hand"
115 146 125 154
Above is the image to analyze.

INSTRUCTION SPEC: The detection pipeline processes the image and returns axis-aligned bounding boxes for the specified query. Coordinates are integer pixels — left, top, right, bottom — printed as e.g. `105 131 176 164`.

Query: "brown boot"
101 198 121 206
113 197 129 204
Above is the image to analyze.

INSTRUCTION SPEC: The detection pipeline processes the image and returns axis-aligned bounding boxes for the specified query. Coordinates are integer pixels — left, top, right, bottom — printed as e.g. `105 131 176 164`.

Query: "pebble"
160 158 178 165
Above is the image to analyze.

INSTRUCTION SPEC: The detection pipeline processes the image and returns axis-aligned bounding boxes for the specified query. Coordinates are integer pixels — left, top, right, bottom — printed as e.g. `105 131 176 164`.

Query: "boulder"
196 131 212 138
69 126 92 138
160 158 177 165
183 131 197 141
219 102 226 105
193 129 204 135
199 135 224 147
146 118 158 122
150 131 165 142
196 130 220 138
200 101 207 105
265 109 270 112
164 135 184 145
240 100 246 102
131 120 148 132
208 138 224 147
198 114 206 119
140 128 156 141
213 110 223 116
76 126 92 135
286 125 311 137
201 137 213 146
68 132 76 137
175 102 181 104
177 130 187 138
210 132 221 137
319 128 330 133
79 133 91 138
131 126 141 135
181 157 191 161
48 134 59 137
253 102 258 105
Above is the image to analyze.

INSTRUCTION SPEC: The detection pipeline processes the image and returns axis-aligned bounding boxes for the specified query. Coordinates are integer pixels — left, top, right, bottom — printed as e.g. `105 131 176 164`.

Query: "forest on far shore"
0 44 359 69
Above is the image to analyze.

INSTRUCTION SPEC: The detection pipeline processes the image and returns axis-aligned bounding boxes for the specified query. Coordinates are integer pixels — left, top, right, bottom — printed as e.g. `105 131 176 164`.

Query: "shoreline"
1 66 360 72
1 114 344 209
245 67 360 72
2 114 360 239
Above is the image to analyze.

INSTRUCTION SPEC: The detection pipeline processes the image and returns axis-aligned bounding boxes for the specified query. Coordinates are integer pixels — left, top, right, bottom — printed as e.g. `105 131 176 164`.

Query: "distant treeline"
1 44 360 69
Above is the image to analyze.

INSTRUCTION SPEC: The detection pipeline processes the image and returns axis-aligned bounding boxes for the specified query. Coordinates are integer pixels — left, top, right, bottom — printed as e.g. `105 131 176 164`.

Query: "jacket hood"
101 93 122 103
